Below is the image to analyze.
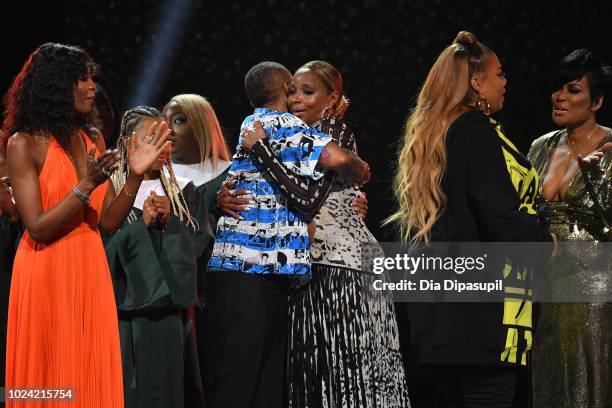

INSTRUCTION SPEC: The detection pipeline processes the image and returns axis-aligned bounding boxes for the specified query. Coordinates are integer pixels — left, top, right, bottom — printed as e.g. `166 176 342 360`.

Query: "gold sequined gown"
528 129 612 408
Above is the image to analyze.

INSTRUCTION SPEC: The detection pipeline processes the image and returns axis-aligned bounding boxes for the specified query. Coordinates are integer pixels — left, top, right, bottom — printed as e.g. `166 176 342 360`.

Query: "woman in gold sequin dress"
528 49 612 408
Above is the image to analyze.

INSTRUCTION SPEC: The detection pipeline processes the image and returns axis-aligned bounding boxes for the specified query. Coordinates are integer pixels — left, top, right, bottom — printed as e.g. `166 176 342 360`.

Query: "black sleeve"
249 138 334 217
466 122 552 243
248 118 360 218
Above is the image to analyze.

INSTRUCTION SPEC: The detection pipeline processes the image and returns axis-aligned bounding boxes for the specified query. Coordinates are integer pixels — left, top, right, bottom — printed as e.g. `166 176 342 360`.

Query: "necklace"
567 123 599 148
564 124 604 157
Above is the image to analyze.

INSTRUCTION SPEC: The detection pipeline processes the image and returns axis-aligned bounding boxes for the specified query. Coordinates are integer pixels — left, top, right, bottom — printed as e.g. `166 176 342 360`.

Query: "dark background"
1 2 611 405
2 0 612 240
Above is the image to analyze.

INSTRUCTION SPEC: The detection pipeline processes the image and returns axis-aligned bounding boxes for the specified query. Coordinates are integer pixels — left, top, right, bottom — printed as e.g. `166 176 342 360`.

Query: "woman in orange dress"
2 43 170 407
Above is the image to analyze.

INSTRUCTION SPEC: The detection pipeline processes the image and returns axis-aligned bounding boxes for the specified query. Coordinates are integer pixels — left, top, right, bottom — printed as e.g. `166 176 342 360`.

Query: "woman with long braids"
105 106 209 408
227 60 409 407
3 43 170 407
161 94 232 390
387 31 555 406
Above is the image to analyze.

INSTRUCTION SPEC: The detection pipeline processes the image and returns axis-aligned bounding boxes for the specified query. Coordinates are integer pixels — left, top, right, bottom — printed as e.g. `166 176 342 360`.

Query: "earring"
321 104 334 120
476 94 492 116
321 104 332 120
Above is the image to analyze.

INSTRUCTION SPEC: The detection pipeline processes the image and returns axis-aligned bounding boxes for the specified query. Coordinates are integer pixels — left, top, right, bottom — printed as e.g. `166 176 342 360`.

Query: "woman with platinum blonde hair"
163 94 231 203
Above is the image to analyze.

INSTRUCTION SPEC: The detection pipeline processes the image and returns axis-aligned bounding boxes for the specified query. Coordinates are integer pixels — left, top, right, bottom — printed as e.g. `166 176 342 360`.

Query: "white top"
133 176 192 210
169 160 231 187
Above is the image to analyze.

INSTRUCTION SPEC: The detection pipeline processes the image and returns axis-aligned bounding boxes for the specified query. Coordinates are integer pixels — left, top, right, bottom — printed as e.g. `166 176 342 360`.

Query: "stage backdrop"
2 0 611 239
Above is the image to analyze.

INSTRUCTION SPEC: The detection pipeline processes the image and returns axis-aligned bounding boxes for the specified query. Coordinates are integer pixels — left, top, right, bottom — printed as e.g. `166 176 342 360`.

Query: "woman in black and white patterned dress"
233 60 410 408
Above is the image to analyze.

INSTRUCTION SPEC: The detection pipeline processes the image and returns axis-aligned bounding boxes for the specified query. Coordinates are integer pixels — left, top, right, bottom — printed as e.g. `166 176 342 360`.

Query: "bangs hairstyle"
2 42 98 151
168 94 231 168
552 48 612 104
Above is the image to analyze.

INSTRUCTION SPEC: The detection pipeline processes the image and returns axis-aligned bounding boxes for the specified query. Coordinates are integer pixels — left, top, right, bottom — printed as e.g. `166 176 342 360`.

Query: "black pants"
433 364 520 408
203 270 289 408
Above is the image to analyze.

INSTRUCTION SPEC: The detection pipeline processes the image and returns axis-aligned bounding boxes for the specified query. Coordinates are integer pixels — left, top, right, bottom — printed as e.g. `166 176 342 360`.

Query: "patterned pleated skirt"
288 264 411 408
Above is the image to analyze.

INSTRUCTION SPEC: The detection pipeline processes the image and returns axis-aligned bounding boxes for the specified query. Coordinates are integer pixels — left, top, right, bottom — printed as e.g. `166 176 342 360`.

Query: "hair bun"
454 31 478 46
335 95 350 118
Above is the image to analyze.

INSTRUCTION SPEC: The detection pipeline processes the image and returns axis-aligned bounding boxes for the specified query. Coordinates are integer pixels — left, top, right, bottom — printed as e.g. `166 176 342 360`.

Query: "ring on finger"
146 134 153 144
101 168 111 178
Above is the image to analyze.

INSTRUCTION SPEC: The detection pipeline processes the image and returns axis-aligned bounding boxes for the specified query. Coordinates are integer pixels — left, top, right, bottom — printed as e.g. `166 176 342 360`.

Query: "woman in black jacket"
388 31 556 407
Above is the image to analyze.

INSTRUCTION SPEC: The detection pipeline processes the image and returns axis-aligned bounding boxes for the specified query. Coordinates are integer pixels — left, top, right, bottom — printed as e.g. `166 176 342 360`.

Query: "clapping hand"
143 191 171 227
128 121 172 177
83 145 120 188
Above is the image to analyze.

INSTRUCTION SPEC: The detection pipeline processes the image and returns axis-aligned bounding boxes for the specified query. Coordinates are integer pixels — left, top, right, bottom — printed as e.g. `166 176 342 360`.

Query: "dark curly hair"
2 43 98 151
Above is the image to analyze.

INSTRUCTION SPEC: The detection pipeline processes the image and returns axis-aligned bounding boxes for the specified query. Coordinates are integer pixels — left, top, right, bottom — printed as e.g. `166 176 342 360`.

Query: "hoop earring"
321 104 332 120
476 94 492 116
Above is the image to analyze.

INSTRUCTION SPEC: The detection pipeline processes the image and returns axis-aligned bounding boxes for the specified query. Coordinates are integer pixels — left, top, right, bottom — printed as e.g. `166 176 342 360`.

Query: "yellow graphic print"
491 119 536 366
500 257 534 366
493 122 539 215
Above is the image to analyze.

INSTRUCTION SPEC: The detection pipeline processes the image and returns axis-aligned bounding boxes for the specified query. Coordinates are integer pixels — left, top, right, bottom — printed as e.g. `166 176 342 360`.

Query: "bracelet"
122 187 137 197
72 185 90 206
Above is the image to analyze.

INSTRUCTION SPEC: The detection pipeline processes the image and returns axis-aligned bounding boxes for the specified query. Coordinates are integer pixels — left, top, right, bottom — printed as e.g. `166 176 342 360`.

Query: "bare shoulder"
7 132 34 153
8 132 49 171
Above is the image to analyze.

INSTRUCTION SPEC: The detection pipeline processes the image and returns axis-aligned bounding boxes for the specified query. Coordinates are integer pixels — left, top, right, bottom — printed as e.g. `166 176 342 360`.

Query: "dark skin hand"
317 141 371 184
142 191 171 227
216 180 253 220
578 142 612 168
96 121 173 233
7 121 171 243
0 179 17 219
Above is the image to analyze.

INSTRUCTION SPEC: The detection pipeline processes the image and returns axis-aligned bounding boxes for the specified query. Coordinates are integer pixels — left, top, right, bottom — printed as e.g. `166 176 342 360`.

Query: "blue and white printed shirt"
209 107 331 275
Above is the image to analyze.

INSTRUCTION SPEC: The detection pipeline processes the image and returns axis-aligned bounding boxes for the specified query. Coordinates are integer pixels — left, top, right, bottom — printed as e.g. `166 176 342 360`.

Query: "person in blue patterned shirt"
203 61 370 408
208 104 330 274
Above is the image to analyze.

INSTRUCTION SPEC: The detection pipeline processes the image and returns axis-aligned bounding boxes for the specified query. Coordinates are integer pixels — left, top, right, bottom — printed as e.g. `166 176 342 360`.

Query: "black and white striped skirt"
288 264 411 407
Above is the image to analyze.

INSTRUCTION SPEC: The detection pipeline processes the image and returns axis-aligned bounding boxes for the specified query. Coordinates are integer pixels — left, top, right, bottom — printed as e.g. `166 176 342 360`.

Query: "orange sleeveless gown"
5 133 123 407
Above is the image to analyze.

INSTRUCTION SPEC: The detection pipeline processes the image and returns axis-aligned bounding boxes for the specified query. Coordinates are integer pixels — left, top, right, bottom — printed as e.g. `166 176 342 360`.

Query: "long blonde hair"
386 31 492 242
298 60 350 118
168 94 231 168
